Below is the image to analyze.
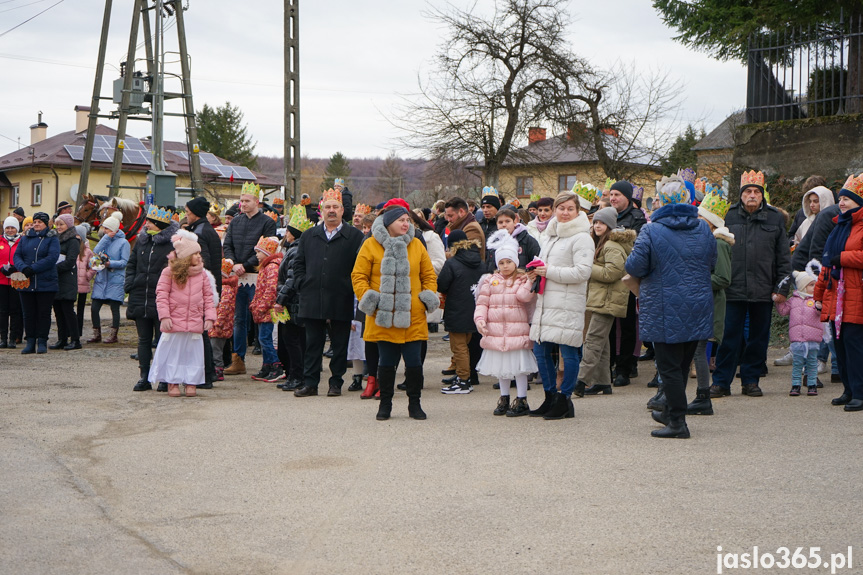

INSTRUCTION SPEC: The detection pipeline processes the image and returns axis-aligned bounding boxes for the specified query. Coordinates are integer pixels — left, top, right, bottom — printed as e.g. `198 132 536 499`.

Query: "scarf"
535 218 550 233
449 211 476 232
822 206 860 280
371 215 414 329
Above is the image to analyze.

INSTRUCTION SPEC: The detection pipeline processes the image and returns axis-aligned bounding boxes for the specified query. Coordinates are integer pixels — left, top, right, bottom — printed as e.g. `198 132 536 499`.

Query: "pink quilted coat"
155 264 216 333
76 245 96 293
473 272 535 352
776 291 823 343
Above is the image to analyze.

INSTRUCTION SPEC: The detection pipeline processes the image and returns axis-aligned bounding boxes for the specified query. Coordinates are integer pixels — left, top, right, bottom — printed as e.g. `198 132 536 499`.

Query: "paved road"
1 331 860 575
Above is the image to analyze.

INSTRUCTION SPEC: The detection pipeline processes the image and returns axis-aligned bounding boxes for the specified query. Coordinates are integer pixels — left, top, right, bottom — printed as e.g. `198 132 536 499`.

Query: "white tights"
353 359 364 375
499 374 528 398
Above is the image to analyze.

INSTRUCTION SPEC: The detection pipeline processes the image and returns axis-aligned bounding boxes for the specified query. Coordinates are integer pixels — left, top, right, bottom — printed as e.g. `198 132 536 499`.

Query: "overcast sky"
0 0 747 160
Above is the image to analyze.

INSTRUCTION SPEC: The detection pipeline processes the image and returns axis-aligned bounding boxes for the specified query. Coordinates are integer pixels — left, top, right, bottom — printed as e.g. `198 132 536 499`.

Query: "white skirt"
347 320 365 361
476 348 538 379
149 331 205 386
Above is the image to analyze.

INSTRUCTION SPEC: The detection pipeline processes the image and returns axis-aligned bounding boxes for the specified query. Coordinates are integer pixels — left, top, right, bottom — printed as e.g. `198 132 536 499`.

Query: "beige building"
0 106 280 218
692 111 743 190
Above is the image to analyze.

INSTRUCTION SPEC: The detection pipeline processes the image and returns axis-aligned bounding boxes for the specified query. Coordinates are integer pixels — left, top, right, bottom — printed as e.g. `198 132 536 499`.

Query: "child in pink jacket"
149 230 217 397
776 264 824 396
474 230 537 416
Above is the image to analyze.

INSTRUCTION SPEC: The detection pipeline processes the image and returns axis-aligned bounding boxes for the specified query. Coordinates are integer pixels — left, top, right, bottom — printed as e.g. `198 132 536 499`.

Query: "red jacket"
0 235 19 287
250 253 283 324
814 208 863 325
209 274 237 339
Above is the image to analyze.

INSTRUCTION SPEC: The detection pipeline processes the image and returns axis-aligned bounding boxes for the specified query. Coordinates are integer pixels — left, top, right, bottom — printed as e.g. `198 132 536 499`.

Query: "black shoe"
741 383 763 397
252 344 262 356
133 378 152 391
494 395 510 416
6 340 14 349
282 378 303 391
397 382 407 391
21 338 36 355
638 349 655 361
294 385 319 397
612 373 630 387
157 382 168 392
529 390 556 417
322 346 333 358
251 365 273 381
130 353 138 361
348 374 363 391
327 385 342 397
584 384 612 395
630 365 638 378
543 393 575 420
844 399 863 412
48 340 68 350
709 384 730 398
441 374 457 385
64 340 82 350
651 408 669 426
686 388 713 415
832 392 852 406
0 340 7 349
265 366 285 383
651 419 691 439
506 397 530 417
646 390 667 411
574 380 586 398
36 338 47 354
647 372 659 388
198 382 214 389
441 368 456 375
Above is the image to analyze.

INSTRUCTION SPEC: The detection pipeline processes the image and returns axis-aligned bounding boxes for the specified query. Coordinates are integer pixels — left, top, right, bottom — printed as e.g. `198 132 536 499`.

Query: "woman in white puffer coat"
527 191 594 420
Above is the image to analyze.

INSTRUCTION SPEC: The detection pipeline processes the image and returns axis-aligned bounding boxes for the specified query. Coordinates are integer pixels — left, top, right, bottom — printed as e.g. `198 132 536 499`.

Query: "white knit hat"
487 229 520 267
3 216 19 232
102 212 122 232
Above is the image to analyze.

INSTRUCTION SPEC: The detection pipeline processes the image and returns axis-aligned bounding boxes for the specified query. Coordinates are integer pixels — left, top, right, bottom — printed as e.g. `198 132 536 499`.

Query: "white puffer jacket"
529 212 594 347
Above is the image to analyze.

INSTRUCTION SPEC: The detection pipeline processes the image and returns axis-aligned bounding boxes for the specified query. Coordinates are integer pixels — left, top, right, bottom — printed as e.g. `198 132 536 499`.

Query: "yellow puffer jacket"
352 219 439 344
585 229 636 318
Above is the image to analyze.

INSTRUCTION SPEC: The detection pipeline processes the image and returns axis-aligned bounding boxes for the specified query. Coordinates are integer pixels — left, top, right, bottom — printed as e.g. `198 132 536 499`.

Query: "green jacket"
711 228 734 342
586 229 636 318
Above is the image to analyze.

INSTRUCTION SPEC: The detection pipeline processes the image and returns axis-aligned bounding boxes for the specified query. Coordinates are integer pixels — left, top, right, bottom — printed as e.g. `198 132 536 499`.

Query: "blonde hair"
552 191 580 213
169 253 201 288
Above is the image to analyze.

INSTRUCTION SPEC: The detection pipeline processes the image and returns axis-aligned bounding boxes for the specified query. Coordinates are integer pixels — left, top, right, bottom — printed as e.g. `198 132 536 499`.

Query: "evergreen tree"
659 125 705 175
196 102 257 169
321 152 352 192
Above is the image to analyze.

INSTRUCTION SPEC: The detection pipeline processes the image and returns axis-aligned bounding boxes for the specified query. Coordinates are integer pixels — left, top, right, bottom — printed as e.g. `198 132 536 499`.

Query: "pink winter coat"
473 272 535 352
155 265 216 333
776 291 823 343
76 245 96 294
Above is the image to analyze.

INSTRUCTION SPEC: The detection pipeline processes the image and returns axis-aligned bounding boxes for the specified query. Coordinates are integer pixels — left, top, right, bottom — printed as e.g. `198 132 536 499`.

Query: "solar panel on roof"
124 138 147 151
64 145 85 161
92 148 112 163
232 167 257 180
215 165 235 178
122 150 150 165
168 150 188 160
199 153 220 166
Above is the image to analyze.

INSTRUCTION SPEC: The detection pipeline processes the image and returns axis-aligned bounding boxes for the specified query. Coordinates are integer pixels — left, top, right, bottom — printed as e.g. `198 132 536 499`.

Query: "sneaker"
442 334 449 342
709 384 730 398
807 386 818 396
215 367 224 382
817 361 828 374
441 378 472 394
265 366 286 383
774 351 793 366
789 385 801 396
741 383 763 397
251 364 273 381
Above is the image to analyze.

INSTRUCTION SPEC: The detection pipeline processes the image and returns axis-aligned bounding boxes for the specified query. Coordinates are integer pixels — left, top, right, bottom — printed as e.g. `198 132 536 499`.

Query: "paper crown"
740 170 766 192
698 191 730 225
300 193 311 206
287 205 315 232
208 202 222 216
529 193 542 202
677 168 696 186
841 173 863 196
571 182 598 209
272 197 285 206
510 197 521 208
694 177 707 194
705 182 727 200
658 175 691 206
254 236 280 257
604 177 614 191
146 204 173 224
334 178 345 188
265 210 278 222
320 188 342 205
629 182 644 202
221 259 234 277
241 181 261 198
354 203 371 216
481 186 500 199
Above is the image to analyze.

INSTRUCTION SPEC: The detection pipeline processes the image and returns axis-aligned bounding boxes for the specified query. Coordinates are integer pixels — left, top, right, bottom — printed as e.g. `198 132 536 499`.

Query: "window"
10 184 19 208
515 176 533 197
31 181 42 206
558 174 577 192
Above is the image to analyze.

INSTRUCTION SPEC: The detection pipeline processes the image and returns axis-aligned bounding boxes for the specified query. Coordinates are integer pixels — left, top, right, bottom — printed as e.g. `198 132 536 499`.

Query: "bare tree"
394 0 590 187
373 152 407 203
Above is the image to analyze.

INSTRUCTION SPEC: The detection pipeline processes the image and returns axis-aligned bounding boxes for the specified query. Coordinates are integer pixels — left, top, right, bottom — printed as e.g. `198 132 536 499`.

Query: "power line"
0 0 65 38
0 0 52 14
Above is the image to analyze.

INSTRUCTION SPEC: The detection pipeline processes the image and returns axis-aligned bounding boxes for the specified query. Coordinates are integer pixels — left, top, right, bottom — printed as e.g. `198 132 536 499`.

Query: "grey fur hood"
136 220 179 246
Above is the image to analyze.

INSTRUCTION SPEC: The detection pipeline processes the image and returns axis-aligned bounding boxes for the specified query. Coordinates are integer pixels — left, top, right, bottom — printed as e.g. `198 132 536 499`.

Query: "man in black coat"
223 189 278 374
125 214 180 391
293 191 364 397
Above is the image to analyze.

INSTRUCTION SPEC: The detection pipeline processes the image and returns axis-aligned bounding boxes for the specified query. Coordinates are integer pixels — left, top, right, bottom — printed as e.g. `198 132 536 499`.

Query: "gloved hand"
830 254 841 267
0 264 16 276
22 267 34 278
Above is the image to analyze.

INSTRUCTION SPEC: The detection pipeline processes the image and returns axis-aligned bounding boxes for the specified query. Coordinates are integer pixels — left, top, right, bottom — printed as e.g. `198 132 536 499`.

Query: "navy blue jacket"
625 203 716 344
13 227 60 292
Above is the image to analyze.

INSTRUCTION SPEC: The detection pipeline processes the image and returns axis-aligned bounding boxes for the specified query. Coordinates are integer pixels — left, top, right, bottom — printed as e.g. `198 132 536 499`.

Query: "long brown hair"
591 224 611 260
169 254 201 288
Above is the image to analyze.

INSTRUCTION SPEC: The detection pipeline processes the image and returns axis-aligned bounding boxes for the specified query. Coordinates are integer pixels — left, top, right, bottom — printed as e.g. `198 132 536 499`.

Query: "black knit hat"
186 196 210 218
13 206 25 217
610 181 633 203
32 212 50 225
447 229 467 245
225 203 239 217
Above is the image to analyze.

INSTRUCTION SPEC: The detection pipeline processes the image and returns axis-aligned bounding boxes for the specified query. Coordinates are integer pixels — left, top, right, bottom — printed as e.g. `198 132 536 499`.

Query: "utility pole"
284 0 300 204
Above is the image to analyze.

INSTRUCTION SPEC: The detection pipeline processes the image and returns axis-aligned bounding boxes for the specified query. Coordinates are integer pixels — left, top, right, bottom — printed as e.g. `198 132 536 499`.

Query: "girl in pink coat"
775 262 824 396
149 230 217 397
474 230 537 416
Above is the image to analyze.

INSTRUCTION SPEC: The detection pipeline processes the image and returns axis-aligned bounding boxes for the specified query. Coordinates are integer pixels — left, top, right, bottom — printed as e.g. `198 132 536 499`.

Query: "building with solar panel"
0 106 282 217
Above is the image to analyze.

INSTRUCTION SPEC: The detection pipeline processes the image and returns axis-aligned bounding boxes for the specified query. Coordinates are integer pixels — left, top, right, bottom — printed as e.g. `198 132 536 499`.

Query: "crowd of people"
2 170 862 437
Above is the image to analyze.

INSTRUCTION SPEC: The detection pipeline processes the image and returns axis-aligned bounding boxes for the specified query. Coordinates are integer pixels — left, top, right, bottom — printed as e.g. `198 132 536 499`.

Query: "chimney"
601 127 619 138
75 105 91 133
528 127 546 145
30 111 47 145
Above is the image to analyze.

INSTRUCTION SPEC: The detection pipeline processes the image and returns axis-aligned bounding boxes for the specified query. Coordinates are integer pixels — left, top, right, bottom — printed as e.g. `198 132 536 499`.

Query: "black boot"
647 371 659 388
21 337 36 355
48 339 68 350
584 384 612 395
376 366 396 420
405 366 427 420
133 367 152 391
64 339 82 350
157 382 168 392
574 380 586 398
348 374 363 392
543 393 574 420
506 396 530 417
651 414 691 438
686 388 714 415
529 390 556 417
0 339 7 348
494 395 510 416
36 338 48 354
651 405 669 425
646 389 667 411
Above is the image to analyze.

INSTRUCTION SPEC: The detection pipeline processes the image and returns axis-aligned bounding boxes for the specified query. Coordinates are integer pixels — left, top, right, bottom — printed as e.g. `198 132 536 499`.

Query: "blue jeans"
257 321 277 365
817 339 839 375
713 301 773 389
534 341 581 397
790 341 819 388
233 283 255 358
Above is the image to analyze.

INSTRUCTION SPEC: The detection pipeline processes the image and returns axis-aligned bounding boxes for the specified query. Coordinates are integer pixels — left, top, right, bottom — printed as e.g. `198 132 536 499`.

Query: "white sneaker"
818 361 828 374
774 351 793 366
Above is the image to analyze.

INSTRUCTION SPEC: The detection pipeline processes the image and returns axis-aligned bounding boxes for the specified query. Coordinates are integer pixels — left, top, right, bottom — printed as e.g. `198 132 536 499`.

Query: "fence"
746 12 863 123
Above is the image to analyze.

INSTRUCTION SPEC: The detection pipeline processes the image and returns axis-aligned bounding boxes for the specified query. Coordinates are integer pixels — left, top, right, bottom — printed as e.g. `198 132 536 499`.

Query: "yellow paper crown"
354 203 371 216
241 182 261 198
287 205 314 232
842 173 863 196
740 170 766 192
604 177 614 191
320 188 342 205
146 204 173 224
571 182 598 205
700 192 729 220
208 202 222 216
529 193 541 202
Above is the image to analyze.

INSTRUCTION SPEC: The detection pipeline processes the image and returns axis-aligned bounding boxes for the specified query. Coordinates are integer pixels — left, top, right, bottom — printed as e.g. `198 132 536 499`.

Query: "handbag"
622 274 641 297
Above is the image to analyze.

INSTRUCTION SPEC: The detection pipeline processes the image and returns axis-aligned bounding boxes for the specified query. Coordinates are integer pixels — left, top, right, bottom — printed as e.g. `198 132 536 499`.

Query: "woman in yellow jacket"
352 206 439 421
